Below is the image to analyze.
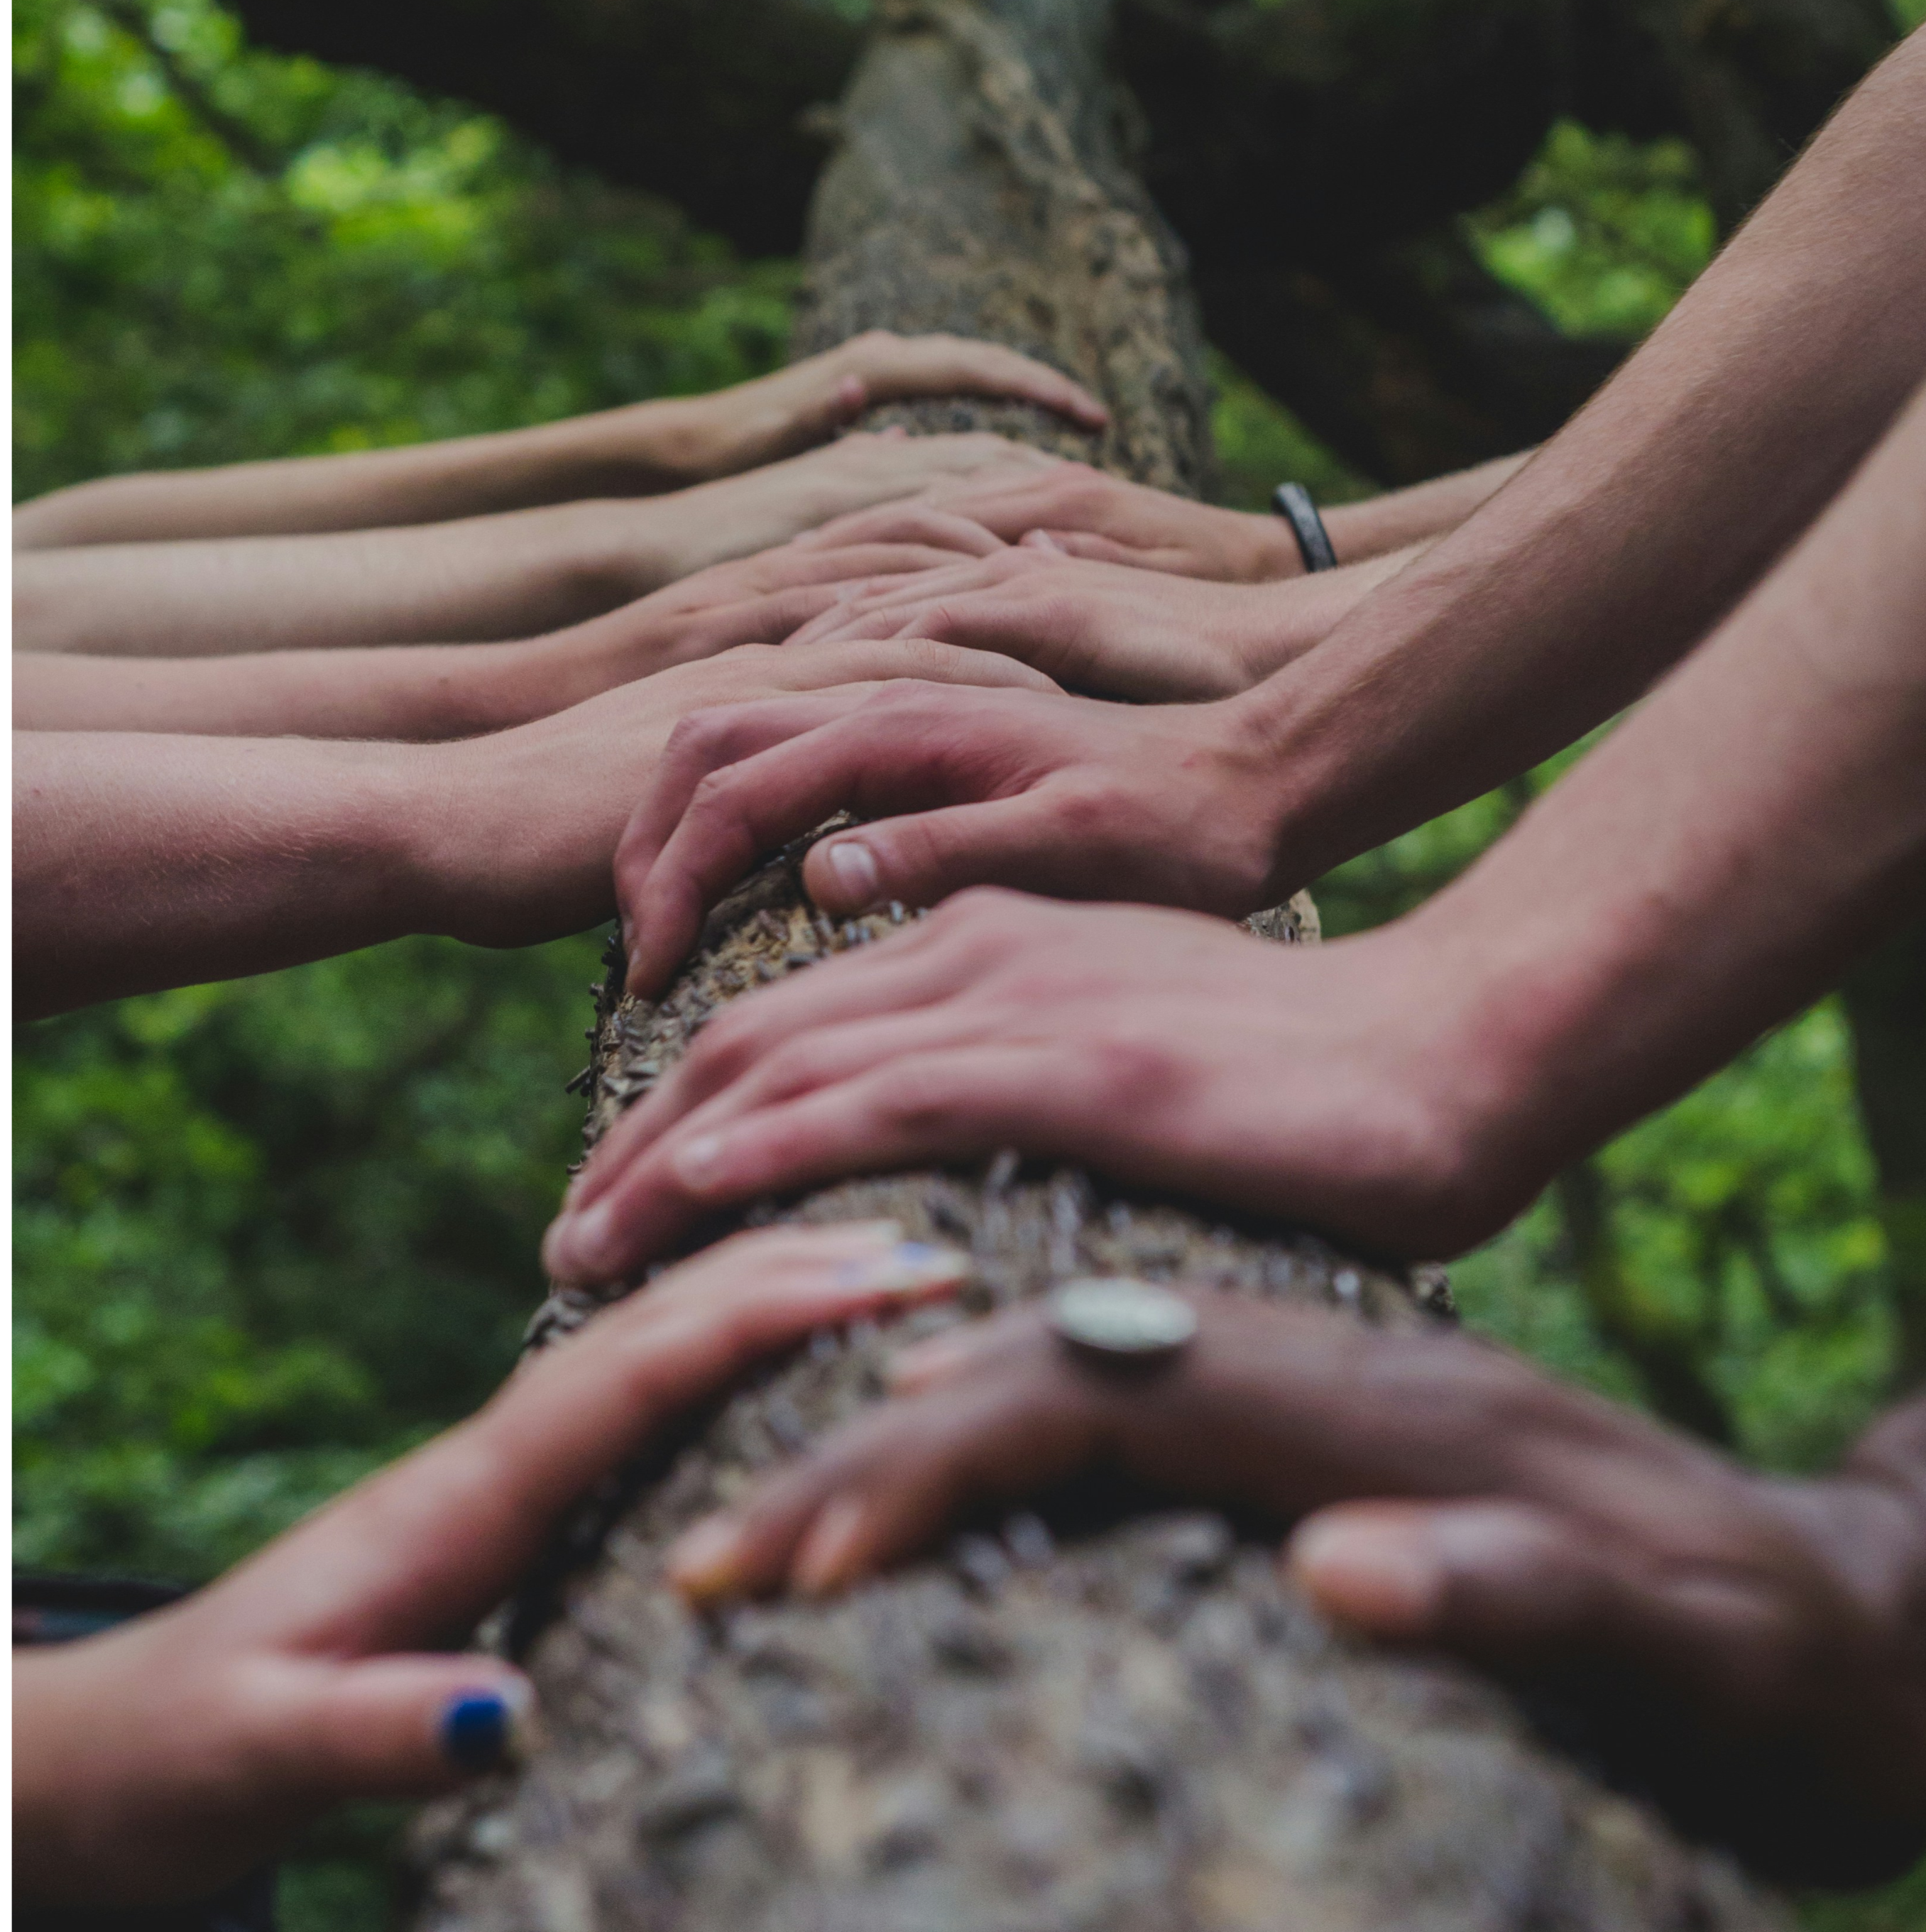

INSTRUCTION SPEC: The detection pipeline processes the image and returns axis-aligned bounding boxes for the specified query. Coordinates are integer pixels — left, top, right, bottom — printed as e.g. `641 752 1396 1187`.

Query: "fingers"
251 1653 539 1801
1025 529 1177 571
617 694 909 993
558 905 999 1234
666 1313 1100 1601
204 1223 970 1653
840 332 1110 430
791 501 1010 555
547 1038 1116 1282
797 787 1125 916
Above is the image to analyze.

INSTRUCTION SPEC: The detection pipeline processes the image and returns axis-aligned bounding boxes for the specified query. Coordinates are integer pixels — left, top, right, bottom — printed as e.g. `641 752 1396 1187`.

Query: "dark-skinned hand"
664 1291 1926 1887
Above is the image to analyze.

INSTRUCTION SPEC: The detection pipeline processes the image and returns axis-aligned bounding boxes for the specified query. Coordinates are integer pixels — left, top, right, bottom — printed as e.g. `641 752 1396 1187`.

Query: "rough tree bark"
409 9 1789 1928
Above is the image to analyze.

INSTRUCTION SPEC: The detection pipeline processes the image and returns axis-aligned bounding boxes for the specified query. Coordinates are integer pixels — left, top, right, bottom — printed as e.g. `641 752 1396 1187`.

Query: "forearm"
13 733 442 1017
1417 377 1926 1188
1323 451 1531 563
9 633 618 740
11 501 651 657
9 400 713 549
1245 31 1926 881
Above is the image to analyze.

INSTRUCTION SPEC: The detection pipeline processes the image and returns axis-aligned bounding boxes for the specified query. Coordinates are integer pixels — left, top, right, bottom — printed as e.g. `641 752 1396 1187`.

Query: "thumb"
801 794 1094 917
1285 1499 1619 1657
257 1655 539 1802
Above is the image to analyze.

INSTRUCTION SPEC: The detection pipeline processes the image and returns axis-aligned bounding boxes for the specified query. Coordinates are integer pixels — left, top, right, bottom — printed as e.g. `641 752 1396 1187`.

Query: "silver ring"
1048 1278 1197 1365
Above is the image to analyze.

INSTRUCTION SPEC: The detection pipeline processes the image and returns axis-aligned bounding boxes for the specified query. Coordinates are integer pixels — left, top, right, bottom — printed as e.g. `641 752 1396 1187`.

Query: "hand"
517 537 1012 709
660 1292 1926 1887
420 640 1061 951
780 547 1335 701
664 332 1108 481
549 893 1523 1288
641 431 1064 581
11 1221 971 1908
900 462 1300 581
614 673 1291 998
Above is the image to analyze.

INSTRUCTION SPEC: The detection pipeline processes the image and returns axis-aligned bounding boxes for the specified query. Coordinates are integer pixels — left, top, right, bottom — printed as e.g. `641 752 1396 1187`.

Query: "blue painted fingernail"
836 1240 970 1293
441 1689 521 1773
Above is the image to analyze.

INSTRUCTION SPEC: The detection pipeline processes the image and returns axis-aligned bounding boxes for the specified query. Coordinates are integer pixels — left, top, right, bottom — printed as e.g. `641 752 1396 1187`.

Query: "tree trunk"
410 9 1786 1926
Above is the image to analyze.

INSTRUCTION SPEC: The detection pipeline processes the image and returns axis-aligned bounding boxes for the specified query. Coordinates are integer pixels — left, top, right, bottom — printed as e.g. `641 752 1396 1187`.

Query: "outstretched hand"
663 1291 1926 1887
613 684 1291 999
689 332 1108 479
788 462 1298 579
550 893 1518 1289
778 544 1403 701
11 1223 970 1909
777 547 1289 701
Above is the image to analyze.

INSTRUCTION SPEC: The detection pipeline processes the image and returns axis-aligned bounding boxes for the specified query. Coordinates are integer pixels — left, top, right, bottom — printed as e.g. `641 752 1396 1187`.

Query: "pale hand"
11 1223 970 1909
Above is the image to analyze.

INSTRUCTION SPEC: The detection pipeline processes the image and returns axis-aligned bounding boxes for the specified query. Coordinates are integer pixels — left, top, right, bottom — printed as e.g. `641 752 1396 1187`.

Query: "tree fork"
411 9 1786 1926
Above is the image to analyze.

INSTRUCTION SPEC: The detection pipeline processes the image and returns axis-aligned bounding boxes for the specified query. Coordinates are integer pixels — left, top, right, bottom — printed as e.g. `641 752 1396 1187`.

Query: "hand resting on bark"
10 1224 970 1911
610 41 1926 991
663 1292 1926 1887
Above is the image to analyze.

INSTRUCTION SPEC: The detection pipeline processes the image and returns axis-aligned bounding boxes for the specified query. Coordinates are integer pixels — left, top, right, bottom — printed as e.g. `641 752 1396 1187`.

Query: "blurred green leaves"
1469 119 1716 339
13 0 795 498
14 934 609 1580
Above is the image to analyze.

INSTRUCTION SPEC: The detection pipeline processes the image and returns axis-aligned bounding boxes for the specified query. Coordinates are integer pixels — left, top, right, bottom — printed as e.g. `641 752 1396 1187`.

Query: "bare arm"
10 332 1105 548
10 638 1055 1021
601 24 1926 971
817 449 1529 582
1252 27 1926 885
9 541 981 738
11 435 1060 658
555 370 1926 1297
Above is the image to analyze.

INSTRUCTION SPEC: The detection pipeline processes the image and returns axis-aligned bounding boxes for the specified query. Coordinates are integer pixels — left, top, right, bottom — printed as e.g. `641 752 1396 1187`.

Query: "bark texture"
790 0 1210 493
412 855 1780 1932
410 9 1788 1926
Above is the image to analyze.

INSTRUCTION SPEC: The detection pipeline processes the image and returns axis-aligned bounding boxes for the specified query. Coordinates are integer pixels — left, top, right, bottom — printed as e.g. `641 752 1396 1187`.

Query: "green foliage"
1209 349 1375 511
1467 119 1716 339
12 0 794 499
12 4 1920 1927
14 936 608 1581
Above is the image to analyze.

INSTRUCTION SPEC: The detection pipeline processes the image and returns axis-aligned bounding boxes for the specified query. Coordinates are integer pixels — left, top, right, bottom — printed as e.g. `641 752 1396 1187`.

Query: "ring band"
1272 481 1338 573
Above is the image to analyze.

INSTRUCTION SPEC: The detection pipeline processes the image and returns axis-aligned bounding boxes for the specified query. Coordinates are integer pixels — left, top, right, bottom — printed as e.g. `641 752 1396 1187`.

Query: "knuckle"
662 706 737 765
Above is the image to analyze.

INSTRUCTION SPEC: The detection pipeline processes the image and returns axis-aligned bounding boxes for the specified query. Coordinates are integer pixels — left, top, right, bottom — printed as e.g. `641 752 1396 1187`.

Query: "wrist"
1235 508 1308 582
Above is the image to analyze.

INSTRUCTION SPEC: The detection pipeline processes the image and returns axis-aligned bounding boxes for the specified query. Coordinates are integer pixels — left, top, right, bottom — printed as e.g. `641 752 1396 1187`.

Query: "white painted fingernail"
674 1133 725 1189
822 840 880 910
547 1199 615 1282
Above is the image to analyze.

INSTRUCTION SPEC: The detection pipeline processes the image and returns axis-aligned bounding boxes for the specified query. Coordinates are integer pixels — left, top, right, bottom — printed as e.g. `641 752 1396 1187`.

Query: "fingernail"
886 1328 978 1390
821 839 880 910
439 1681 537 1774
1288 1515 1443 1639
667 1515 748 1601
794 1495 870 1596
673 1133 726 1190
545 1199 614 1282
836 1239 970 1294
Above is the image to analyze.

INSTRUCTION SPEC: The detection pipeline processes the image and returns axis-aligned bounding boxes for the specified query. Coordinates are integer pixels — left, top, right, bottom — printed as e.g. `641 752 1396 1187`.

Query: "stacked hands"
19 47 1926 1897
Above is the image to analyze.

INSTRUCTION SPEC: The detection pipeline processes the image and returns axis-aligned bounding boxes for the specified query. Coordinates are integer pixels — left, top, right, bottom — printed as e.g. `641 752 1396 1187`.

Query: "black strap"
1271 481 1338 573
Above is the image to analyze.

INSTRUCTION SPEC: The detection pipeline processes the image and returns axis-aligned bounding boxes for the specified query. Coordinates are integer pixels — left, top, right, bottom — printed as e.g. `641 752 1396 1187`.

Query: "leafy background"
12 1 1922 1926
